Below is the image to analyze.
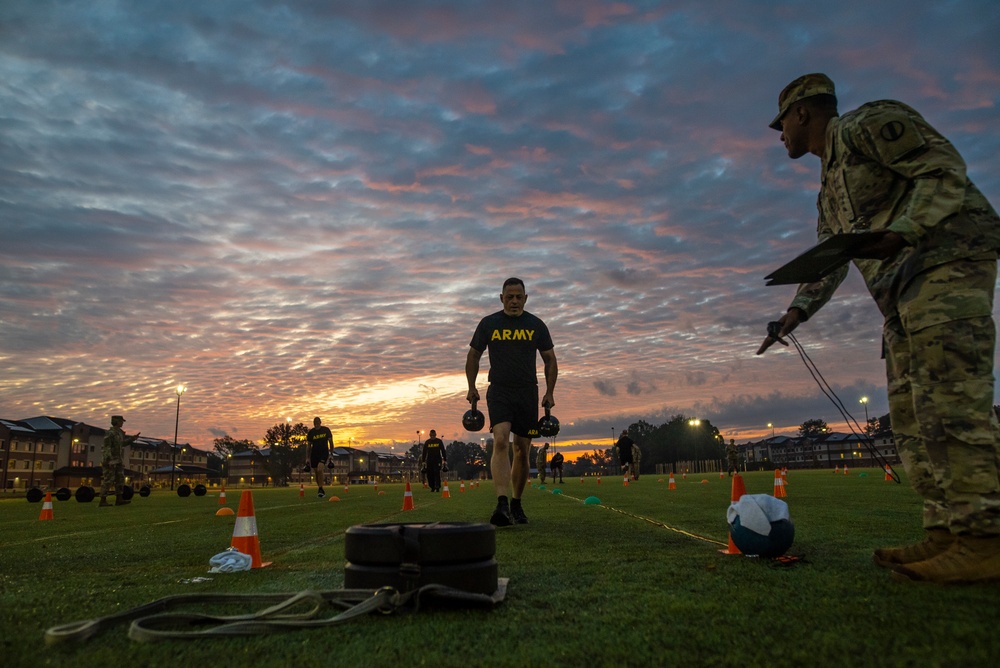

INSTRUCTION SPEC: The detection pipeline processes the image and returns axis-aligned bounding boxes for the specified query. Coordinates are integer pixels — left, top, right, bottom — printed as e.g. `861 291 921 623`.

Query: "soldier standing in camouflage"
100 415 140 507
727 439 739 477
757 74 1000 583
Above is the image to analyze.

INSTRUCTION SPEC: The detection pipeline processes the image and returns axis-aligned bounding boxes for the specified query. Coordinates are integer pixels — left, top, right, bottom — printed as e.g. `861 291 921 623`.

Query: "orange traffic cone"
231 490 270 568
682 472 687 480
344 483 349 493
38 492 54 521
402 481 415 510
834 465 840 474
720 474 747 555
298 483 304 499
374 482 379 493
219 486 228 505
460 481 466 493
773 469 787 498
442 479 451 498
884 465 893 481
580 477 584 484
844 465 849 476
668 473 677 490
623 475 629 487
597 476 601 484
719 470 724 479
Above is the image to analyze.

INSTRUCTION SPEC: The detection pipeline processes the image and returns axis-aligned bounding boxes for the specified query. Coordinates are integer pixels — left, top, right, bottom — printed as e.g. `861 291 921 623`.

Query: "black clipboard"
764 233 877 285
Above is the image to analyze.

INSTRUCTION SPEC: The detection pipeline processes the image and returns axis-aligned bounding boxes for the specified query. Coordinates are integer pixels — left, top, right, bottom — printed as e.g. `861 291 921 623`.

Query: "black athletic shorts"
310 445 331 469
486 384 539 438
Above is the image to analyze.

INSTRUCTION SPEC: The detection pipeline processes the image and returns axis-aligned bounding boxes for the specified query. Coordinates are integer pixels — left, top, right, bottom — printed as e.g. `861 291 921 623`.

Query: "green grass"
1 471 997 667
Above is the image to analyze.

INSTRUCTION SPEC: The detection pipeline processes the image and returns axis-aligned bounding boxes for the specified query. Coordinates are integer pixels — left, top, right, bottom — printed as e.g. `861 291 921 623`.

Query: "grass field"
2 470 998 667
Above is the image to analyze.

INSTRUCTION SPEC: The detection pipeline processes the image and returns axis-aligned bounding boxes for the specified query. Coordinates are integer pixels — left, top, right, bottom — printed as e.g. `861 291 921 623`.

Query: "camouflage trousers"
884 257 1000 536
100 456 125 498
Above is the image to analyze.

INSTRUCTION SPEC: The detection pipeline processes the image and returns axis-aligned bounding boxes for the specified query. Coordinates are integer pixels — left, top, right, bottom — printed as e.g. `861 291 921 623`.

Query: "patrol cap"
112 415 125 422
769 73 836 130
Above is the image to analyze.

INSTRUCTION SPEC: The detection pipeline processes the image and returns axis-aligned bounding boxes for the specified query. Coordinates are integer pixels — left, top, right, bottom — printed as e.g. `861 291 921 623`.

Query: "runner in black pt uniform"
307 417 334 498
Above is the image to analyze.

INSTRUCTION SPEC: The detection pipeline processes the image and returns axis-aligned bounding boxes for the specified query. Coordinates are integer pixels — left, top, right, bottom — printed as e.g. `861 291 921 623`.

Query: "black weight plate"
344 558 498 595
139 485 151 497
344 522 495 566
26 488 44 503
121 485 134 501
55 487 72 501
75 486 96 503
193 484 207 496
177 484 192 497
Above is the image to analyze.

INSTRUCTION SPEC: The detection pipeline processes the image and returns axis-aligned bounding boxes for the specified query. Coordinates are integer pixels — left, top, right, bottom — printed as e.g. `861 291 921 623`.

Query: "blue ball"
729 516 795 557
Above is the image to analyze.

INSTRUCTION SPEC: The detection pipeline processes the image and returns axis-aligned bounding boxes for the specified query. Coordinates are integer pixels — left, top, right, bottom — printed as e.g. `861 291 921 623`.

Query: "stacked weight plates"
344 522 497 595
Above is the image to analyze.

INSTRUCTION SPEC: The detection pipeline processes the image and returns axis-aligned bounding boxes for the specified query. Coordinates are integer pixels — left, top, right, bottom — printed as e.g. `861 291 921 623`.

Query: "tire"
344 522 495 566
344 558 498 595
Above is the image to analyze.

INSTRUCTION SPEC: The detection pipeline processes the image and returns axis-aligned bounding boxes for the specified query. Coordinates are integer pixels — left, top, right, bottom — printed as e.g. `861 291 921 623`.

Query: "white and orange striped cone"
38 492 54 521
219 486 228 505
344 483 349 494
834 465 840 474
402 481 415 510
460 481 465 493
720 470 724 479
884 465 893 481
298 483 304 499
374 482 379 493
720 474 747 555
580 477 585 484
773 469 787 498
442 480 451 498
682 471 687 480
623 475 629 487
844 465 849 476
596 476 601 485
668 473 677 490
231 490 270 568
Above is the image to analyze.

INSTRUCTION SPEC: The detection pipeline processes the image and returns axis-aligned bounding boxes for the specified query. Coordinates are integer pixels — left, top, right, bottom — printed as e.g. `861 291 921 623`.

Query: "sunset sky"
2 1 999 458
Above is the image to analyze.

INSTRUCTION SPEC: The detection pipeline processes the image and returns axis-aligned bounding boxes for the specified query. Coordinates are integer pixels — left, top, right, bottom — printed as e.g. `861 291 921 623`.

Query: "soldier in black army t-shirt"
420 429 447 493
307 417 334 498
466 277 558 527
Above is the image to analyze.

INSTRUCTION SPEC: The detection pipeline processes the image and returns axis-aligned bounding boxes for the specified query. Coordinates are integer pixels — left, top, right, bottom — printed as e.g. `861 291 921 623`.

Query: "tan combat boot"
98 497 112 507
872 528 955 568
891 535 1000 583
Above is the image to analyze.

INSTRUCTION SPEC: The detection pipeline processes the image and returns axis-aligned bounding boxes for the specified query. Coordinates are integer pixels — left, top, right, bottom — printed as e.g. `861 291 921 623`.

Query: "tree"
261 422 309 486
212 435 256 459
799 418 829 438
443 441 487 480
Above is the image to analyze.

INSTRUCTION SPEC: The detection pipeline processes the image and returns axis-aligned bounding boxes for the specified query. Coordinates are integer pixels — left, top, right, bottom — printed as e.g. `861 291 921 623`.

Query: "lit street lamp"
860 396 870 427
170 384 186 490
768 422 775 438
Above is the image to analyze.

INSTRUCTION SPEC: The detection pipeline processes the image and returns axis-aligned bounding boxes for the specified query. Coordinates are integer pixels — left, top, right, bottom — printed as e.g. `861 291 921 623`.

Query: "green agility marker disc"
584 496 601 505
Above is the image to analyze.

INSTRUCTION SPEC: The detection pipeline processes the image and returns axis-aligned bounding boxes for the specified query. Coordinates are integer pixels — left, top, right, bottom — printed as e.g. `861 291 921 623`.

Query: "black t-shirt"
616 435 634 461
308 426 334 455
470 310 553 388
422 438 445 464
551 452 564 468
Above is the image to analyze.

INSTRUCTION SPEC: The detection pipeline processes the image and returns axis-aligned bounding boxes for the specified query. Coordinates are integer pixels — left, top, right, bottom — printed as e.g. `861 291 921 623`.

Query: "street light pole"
860 396 870 429
170 384 185 491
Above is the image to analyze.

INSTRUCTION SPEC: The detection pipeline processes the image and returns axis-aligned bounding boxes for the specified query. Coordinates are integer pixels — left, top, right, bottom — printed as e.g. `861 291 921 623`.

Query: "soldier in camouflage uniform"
758 74 1000 583
727 439 739 477
535 442 549 485
630 441 641 480
100 415 140 507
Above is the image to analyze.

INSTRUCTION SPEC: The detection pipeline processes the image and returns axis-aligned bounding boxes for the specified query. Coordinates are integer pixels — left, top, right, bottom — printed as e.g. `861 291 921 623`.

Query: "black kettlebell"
463 399 486 432
538 406 560 437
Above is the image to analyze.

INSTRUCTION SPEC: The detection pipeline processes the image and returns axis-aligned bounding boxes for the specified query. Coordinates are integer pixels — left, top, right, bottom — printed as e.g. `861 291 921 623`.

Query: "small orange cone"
773 469 787 498
38 492 54 521
884 465 893 481
344 483 349 493
844 465 849 476
219 486 228 505
402 481 415 510
580 477 584 484
720 470 724 479
299 483 304 499
682 472 687 480
834 465 840 474
460 481 465 493
374 482 379 493
442 480 451 498
231 490 270 568
597 476 601 485
623 475 629 487
720 473 747 555
668 473 677 490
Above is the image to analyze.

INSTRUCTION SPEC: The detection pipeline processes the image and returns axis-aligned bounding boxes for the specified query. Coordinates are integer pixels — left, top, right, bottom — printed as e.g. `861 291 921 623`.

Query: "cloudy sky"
2 1 998 457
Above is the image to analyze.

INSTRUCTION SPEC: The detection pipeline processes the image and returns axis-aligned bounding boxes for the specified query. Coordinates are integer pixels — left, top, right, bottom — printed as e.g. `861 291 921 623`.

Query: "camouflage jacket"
102 426 138 463
789 100 1000 320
